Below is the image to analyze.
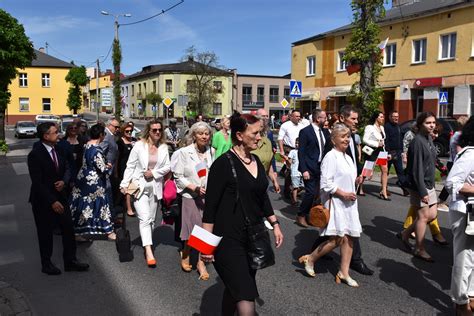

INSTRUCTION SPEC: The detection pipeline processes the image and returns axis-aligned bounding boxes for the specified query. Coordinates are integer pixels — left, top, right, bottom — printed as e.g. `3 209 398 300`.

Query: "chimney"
38 47 46 53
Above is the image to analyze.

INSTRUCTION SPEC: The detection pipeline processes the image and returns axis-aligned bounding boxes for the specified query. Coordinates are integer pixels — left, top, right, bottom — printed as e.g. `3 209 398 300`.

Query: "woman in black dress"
202 113 284 316
117 122 137 216
57 122 84 186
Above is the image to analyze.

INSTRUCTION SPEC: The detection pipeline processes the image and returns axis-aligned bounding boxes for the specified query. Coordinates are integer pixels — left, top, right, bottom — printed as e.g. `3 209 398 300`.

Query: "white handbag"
362 145 374 156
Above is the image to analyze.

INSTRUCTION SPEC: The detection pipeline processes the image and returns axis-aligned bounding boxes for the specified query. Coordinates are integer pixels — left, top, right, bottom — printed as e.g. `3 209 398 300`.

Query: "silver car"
15 121 37 138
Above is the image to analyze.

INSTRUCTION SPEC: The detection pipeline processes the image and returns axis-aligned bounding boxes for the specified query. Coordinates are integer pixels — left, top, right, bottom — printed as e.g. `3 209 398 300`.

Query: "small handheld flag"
375 151 388 166
188 225 222 255
195 161 207 178
361 161 375 178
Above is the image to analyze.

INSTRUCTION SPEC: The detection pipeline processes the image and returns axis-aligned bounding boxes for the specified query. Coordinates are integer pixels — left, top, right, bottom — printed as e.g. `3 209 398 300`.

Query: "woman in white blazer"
120 119 170 268
363 111 390 200
172 121 214 280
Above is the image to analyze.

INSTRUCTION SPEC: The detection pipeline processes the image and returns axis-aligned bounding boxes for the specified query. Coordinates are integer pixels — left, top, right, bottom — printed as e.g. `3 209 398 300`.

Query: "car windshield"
19 122 35 127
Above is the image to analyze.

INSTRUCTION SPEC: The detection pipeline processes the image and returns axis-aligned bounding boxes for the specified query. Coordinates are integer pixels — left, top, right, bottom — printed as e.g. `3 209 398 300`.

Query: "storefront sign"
414 77 442 87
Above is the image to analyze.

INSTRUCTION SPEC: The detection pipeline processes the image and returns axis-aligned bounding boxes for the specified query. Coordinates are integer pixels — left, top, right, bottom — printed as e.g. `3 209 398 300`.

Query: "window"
384 43 397 66
337 51 347 71
242 86 252 103
257 86 264 103
19 73 28 87
42 98 51 112
439 87 454 117
19 98 29 112
212 103 222 115
143 83 146 93
284 87 290 100
41 73 50 87
440 33 456 60
213 81 222 93
138 83 142 94
269 87 279 103
306 56 315 76
165 80 172 92
126 86 128 97
412 38 427 63
187 80 196 93
131 85 135 96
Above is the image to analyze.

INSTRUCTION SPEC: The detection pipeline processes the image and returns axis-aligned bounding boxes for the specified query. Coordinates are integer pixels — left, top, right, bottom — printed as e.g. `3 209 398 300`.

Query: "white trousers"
450 210 474 305
133 183 158 247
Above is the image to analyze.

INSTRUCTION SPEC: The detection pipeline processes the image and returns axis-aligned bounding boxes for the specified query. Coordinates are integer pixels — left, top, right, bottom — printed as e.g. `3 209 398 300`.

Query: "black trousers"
311 235 363 264
298 173 320 217
32 203 76 266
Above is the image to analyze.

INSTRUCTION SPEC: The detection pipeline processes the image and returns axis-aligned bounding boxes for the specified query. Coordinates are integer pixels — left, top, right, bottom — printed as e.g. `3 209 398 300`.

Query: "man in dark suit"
100 118 120 217
313 105 374 276
28 122 89 275
296 108 329 227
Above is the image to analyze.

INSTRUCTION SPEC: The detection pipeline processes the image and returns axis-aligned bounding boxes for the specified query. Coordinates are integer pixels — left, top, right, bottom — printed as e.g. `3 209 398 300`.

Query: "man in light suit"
296 108 329 227
100 118 120 218
28 122 89 275
313 105 374 276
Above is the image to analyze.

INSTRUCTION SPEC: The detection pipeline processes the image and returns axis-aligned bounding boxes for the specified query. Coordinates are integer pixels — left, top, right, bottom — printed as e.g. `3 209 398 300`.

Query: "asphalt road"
0 128 454 315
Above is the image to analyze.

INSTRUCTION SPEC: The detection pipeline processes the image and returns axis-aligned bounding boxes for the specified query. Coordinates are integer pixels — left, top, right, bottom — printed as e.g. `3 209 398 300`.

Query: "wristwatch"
269 220 280 227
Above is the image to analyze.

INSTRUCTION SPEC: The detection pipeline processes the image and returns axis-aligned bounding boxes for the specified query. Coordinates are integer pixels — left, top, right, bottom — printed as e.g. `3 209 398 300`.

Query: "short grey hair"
189 121 213 138
331 123 350 142
106 118 118 126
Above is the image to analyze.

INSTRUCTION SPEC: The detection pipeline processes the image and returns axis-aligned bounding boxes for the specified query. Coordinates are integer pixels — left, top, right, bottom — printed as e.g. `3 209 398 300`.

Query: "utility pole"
96 59 100 121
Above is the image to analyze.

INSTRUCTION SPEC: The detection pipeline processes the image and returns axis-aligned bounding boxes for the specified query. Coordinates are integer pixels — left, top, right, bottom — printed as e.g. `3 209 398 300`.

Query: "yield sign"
162 96 174 108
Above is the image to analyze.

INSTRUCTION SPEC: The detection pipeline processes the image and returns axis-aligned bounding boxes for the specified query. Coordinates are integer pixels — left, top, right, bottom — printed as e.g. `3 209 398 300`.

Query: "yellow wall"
89 74 112 90
7 66 75 123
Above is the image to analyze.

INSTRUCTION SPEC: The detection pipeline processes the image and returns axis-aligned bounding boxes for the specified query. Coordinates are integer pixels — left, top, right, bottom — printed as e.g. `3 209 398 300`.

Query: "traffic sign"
439 92 448 104
152 105 157 112
289 80 302 98
162 96 174 108
281 98 289 108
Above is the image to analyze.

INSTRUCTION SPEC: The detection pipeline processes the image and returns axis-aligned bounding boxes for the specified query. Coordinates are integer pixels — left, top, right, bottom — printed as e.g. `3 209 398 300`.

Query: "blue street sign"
289 80 302 98
152 105 157 111
439 92 448 105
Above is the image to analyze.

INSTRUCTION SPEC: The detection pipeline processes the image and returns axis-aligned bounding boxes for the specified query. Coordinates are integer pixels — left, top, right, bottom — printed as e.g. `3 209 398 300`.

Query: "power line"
120 0 184 26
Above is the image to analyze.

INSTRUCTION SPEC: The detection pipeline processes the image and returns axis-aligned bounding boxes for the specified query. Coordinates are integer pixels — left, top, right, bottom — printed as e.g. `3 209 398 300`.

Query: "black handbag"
226 152 275 270
115 207 134 262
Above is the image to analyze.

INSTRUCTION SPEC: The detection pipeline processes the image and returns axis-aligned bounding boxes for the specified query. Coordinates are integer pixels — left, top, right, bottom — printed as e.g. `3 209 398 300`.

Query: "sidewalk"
0 281 31 315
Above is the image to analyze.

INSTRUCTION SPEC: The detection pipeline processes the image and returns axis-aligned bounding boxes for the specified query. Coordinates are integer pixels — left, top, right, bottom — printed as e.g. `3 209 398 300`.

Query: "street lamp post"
101 11 131 41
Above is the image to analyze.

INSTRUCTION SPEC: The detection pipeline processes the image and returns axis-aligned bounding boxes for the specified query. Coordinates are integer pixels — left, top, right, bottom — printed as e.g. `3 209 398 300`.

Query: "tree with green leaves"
0 9 35 141
112 39 122 120
65 66 88 114
344 0 386 126
146 92 163 119
181 46 226 115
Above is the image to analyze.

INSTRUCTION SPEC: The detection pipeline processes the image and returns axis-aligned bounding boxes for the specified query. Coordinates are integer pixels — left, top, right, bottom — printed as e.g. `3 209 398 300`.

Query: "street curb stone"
0 282 31 316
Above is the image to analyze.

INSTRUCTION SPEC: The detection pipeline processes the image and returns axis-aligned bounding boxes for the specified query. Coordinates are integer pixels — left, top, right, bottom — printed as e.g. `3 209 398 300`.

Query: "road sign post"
289 80 302 111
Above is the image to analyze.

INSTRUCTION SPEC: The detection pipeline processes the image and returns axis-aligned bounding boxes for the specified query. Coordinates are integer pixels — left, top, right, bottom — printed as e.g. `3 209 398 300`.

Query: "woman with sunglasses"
119 120 170 267
57 122 84 186
117 122 137 217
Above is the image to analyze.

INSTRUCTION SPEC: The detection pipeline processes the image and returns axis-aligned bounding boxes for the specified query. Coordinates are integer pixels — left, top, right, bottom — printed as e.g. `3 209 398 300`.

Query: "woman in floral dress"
71 124 116 240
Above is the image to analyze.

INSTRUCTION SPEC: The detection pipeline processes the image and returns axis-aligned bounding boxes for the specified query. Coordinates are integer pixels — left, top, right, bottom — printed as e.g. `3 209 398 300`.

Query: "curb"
0 281 32 316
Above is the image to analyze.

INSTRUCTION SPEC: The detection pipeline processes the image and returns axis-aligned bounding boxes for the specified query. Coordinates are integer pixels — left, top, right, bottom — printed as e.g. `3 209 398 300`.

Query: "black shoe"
64 260 90 272
350 261 374 275
41 262 61 275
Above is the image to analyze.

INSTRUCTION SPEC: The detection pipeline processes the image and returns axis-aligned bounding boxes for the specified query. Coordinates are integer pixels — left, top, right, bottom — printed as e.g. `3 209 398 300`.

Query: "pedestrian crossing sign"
289 80 302 98
439 92 448 105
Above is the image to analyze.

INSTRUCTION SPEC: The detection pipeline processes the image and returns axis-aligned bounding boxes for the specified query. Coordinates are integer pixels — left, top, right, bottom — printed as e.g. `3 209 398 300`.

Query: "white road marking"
6 149 30 157
11 162 29 175
0 204 18 233
0 249 24 266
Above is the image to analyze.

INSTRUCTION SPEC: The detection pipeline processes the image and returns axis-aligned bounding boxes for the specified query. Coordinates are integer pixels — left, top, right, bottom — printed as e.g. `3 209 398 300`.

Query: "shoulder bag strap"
226 151 251 225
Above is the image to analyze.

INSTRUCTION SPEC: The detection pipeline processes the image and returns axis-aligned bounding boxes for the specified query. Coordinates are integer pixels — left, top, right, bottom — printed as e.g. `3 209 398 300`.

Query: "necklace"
232 148 252 165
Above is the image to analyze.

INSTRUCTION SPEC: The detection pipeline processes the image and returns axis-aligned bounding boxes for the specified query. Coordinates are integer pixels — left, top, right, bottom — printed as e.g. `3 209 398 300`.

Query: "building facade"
291 0 474 122
121 61 233 119
6 49 75 124
235 74 292 118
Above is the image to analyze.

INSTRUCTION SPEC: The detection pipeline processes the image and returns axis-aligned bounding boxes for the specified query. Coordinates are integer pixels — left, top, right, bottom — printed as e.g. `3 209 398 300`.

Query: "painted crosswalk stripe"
11 162 29 176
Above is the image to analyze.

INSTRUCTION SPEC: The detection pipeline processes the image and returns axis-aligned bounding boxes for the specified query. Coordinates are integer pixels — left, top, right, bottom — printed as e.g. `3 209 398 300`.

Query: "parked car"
35 114 61 126
15 121 37 138
400 117 458 156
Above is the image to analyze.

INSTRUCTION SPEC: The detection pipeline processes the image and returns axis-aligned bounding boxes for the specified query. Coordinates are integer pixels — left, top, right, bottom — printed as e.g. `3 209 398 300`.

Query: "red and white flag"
195 161 207 178
377 37 390 52
375 151 388 166
361 160 375 178
188 225 222 255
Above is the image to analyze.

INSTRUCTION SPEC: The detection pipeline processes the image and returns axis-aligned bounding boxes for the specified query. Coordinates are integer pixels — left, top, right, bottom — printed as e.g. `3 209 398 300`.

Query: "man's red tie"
51 148 59 172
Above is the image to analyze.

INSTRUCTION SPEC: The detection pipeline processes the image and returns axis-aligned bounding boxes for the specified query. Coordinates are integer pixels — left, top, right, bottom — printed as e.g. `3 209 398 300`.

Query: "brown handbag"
126 180 140 198
309 196 332 228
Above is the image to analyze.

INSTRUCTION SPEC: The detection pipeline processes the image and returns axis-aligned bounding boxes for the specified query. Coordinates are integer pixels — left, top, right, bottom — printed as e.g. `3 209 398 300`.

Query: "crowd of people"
26 106 474 315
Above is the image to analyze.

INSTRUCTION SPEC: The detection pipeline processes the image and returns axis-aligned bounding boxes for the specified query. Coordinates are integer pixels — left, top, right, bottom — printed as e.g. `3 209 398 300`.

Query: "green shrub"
0 140 8 153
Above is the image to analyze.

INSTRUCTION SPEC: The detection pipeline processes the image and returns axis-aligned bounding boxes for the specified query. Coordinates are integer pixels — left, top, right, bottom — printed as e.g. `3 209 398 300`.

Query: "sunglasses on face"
112 125 120 129
151 128 162 133
124 130 133 134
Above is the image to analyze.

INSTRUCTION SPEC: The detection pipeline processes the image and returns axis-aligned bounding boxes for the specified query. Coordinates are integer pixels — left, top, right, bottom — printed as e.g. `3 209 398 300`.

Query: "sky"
1 0 355 77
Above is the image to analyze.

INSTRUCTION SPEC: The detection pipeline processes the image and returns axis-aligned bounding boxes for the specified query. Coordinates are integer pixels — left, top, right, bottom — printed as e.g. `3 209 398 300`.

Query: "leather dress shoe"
295 216 309 228
64 260 90 272
42 262 61 275
350 261 374 275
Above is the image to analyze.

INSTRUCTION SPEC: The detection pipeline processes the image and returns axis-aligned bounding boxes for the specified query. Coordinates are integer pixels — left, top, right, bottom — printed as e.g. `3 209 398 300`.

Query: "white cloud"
19 15 99 36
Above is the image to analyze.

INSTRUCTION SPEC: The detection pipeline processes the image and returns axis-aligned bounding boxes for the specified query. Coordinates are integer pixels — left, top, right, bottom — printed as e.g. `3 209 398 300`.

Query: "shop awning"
328 89 350 97
298 90 320 101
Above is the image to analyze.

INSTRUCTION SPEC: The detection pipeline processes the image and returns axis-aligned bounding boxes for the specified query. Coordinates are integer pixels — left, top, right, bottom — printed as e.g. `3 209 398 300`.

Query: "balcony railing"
269 95 279 103
242 94 252 103
257 95 264 103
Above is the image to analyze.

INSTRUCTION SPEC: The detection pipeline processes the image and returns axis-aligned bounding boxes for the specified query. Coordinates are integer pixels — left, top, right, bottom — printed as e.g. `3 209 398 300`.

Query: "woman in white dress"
299 124 362 287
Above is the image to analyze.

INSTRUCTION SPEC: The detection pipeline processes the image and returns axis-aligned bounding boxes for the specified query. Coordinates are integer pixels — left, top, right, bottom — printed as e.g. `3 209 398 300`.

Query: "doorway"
411 89 424 118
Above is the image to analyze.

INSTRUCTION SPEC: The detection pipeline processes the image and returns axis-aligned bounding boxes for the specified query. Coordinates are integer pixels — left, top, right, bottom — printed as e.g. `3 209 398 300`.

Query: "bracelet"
269 220 280 227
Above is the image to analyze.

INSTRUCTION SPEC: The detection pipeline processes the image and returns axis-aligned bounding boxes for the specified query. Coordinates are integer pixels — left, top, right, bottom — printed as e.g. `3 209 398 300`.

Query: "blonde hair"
331 123 350 142
141 119 165 145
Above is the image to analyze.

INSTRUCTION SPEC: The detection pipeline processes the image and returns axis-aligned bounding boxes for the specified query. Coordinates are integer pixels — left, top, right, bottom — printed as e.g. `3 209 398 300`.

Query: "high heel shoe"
197 263 210 281
179 251 192 272
144 250 156 268
298 255 316 277
379 192 391 201
335 271 359 287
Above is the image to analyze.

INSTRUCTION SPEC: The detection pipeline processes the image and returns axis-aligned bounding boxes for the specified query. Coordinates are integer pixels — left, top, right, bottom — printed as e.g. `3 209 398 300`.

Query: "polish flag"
195 161 207 178
188 225 222 255
361 160 375 178
375 151 388 166
378 37 390 52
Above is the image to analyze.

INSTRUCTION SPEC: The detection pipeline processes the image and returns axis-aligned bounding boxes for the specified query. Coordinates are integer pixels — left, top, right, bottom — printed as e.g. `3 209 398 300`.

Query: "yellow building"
7 49 75 124
291 0 474 122
121 60 233 119
85 69 120 113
